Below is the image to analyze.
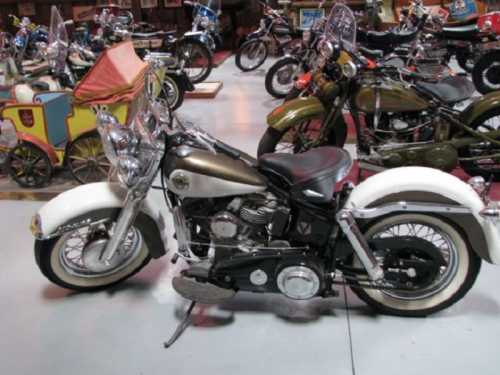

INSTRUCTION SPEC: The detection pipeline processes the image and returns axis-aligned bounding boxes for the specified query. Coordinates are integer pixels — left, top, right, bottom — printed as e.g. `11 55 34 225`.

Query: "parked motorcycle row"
24 1 500 348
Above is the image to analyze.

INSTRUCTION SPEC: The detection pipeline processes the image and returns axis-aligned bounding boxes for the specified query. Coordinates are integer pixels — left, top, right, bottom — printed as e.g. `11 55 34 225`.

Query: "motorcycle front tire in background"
265 56 301 99
472 50 500 94
235 39 268 72
178 39 213 84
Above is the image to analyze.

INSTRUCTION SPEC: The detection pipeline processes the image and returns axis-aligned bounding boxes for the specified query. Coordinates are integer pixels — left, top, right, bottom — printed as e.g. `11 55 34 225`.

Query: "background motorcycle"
29 59 500 323
184 0 222 53
258 3 500 182
9 15 48 65
235 0 300 72
264 15 325 99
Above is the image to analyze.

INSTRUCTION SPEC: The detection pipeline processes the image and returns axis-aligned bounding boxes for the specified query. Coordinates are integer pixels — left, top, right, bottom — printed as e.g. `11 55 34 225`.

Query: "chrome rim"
162 78 180 108
369 221 459 300
58 224 143 278
180 44 209 82
272 62 300 96
240 42 266 70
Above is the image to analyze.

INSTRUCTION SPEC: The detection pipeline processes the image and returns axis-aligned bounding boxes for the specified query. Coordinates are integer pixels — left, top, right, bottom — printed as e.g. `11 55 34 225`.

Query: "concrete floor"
1 57 500 375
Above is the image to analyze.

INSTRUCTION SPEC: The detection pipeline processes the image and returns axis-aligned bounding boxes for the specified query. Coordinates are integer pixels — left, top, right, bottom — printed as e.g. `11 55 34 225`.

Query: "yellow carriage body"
0 41 149 167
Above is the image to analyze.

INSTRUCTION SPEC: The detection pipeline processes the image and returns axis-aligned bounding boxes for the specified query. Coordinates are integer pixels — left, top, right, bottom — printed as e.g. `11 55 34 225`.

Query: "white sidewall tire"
48 233 150 289
354 214 476 314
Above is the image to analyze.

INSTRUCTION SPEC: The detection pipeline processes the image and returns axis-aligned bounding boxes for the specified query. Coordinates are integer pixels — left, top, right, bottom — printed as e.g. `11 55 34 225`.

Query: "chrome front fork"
99 191 146 265
336 209 384 281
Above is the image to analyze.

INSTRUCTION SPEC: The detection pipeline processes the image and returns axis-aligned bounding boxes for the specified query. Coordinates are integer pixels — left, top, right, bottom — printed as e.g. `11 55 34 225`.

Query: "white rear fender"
33 183 168 255
345 167 500 264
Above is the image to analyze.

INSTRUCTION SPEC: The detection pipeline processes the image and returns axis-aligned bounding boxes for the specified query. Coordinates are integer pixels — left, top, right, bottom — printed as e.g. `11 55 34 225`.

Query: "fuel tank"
164 147 267 198
354 79 430 113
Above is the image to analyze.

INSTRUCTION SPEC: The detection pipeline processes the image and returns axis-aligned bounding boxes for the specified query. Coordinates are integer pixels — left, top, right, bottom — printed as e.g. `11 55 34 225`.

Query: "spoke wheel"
66 132 111 184
350 214 481 316
459 108 500 181
265 57 301 99
6 142 53 188
178 40 213 84
235 39 268 72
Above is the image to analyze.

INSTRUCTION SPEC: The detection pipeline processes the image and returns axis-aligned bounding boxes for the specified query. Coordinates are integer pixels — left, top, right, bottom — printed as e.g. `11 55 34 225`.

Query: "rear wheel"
35 210 152 291
265 57 301 99
178 39 213 84
235 39 268 72
472 51 500 94
459 107 500 181
351 214 481 316
6 142 53 188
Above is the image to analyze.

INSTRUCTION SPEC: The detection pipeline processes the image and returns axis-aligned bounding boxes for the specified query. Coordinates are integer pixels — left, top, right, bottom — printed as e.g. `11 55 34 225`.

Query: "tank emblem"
172 172 190 191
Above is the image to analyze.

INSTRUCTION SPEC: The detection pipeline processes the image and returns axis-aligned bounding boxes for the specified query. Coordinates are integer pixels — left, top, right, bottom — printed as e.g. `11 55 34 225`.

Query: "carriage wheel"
6 142 53 188
66 132 111 184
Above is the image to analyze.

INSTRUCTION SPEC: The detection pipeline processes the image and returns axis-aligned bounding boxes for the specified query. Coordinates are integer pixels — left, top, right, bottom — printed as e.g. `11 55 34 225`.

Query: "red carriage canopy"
73 41 148 105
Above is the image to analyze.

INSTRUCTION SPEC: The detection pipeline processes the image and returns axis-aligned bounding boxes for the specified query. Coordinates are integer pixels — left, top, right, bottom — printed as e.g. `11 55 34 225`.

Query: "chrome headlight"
319 40 334 59
198 16 210 28
96 112 138 166
341 61 358 79
116 156 141 187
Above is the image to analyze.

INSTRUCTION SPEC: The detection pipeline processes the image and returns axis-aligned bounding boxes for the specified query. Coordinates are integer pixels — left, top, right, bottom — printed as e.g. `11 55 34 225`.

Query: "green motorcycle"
258 6 500 181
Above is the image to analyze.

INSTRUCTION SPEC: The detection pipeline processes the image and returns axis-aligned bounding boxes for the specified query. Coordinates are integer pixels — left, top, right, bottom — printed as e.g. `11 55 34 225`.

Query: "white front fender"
345 167 500 264
35 182 168 245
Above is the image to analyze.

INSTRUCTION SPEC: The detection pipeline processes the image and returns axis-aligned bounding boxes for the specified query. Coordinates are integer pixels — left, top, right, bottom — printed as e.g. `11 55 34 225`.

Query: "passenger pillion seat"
258 147 352 204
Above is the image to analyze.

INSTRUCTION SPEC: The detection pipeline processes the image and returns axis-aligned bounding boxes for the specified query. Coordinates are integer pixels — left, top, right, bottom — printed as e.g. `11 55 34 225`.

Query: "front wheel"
35 209 153 291
351 214 481 317
235 39 268 72
472 51 500 94
178 39 213 84
257 119 346 157
265 57 302 99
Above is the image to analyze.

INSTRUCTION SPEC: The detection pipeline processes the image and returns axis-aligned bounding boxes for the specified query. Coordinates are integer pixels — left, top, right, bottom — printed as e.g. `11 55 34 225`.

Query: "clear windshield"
48 5 68 72
324 4 357 53
198 0 221 13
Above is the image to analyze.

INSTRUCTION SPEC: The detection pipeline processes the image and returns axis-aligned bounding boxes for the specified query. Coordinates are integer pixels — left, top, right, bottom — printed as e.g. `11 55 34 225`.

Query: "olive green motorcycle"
257 6 500 181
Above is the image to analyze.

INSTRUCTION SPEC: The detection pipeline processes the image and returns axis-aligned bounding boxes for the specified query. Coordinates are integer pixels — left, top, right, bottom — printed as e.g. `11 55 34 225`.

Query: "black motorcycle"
235 0 300 72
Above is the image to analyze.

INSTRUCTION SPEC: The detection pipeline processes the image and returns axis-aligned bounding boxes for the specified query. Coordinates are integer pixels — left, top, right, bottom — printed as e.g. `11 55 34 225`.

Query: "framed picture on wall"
299 8 325 30
164 0 182 7
122 0 133 9
18 2 36 17
141 0 159 8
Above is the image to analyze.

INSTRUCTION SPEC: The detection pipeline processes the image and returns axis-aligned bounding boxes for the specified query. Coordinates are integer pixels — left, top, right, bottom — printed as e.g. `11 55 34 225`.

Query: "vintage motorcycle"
9 15 48 64
30 47 500 341
258 5 500 182
417 2 500 94
184 0 222 53
235 0 300 72
264 16 325 99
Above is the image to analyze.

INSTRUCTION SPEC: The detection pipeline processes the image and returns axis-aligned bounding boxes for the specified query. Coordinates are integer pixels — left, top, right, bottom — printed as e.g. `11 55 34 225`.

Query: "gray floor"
1 57 500 375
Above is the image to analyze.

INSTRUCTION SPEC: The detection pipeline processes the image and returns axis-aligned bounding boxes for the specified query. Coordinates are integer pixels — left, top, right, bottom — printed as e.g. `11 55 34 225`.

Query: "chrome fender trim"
345 166 500 264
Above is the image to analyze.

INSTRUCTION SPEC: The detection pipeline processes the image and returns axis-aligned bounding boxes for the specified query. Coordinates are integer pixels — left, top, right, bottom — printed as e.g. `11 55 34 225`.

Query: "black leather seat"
415 75 475 104
359 28 419 52
441 24 479 40
258 147 352 203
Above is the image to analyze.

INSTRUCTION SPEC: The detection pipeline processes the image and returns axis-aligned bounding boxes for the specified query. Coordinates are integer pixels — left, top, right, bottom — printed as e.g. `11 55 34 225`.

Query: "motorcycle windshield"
324 4 357 53
197 0 221 19
48 5 68 72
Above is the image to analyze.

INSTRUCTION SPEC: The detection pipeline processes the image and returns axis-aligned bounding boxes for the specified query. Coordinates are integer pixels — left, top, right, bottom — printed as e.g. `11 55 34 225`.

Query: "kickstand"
164 301 197 349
